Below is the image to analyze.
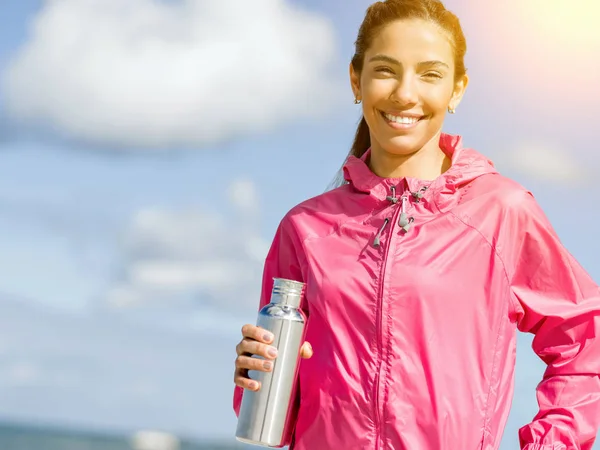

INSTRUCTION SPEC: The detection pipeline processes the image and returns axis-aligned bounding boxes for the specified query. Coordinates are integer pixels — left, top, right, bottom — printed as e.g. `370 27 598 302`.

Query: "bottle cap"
271 278 305 308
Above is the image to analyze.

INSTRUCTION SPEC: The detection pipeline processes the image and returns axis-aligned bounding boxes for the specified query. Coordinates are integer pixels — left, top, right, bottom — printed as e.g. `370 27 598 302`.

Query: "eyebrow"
368 54 450 70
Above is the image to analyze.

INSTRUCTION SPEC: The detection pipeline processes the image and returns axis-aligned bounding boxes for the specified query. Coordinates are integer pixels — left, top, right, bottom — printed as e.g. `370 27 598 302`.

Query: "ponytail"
350 116 371 159
326 116 371 191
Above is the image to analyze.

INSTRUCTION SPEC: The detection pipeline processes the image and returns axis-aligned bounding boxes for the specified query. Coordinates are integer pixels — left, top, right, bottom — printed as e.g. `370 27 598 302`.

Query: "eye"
375 66 394 74
423 72 443 79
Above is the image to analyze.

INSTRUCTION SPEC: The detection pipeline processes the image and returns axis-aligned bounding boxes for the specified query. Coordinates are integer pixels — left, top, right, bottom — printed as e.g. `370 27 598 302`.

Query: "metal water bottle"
236 278 307 448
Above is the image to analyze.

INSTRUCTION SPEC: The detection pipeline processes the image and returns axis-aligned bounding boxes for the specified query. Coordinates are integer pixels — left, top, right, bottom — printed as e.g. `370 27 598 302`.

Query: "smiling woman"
232 1 600 450
348 16 468 180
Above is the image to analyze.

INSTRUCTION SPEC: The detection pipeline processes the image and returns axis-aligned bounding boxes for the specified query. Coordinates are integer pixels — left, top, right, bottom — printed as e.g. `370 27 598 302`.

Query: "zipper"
373 186 405 450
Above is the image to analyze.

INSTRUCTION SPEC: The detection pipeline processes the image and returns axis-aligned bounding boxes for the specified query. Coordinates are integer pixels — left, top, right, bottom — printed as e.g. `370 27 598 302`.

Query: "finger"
236 355 274 372
234 372 261 391
235 341 244 356
239 338 279 360
300 341 313 359
241 324 274 344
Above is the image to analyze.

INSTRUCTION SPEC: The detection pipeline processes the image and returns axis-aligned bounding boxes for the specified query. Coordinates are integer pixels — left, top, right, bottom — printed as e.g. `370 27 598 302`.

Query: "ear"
449 74 469 110
349 62 361 99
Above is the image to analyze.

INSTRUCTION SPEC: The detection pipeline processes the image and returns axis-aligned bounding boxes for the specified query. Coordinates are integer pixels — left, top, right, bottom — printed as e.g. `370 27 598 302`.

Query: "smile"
379 110 426 129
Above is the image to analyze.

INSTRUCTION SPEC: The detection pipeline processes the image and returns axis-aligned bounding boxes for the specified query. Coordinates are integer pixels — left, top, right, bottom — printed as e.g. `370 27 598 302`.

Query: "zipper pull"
373 218 390 248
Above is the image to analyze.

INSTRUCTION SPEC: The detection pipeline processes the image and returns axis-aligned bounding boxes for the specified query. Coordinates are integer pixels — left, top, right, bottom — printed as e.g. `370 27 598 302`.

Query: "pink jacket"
233 133 600 450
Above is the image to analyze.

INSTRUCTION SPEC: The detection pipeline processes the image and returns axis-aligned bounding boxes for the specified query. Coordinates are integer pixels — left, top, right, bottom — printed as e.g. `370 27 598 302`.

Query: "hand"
234 324 313 391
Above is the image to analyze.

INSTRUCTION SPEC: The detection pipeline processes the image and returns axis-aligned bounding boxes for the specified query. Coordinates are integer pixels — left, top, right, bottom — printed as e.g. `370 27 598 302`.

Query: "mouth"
379 110 427 129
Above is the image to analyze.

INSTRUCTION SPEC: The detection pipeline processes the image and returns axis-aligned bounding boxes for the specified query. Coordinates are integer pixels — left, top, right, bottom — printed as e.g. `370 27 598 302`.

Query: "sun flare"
520 0 600 47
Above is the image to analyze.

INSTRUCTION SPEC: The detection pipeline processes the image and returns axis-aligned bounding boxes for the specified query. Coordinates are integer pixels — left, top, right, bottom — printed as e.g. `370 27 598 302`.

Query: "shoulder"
456 172 542 220
459 172 529 204
453 172 551 243
279 183 356 243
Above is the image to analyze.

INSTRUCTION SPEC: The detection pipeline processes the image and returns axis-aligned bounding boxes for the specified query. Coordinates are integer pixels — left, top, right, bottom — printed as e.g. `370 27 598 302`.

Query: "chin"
380 136 424 156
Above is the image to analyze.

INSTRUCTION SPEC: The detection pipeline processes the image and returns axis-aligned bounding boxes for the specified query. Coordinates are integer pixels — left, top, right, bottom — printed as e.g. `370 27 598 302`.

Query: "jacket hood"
342 133 497 213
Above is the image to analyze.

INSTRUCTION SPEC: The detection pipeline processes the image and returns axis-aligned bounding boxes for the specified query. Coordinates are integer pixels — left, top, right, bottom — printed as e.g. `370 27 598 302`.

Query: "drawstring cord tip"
398 213 414 232
373 217 390 248
385 185 399 204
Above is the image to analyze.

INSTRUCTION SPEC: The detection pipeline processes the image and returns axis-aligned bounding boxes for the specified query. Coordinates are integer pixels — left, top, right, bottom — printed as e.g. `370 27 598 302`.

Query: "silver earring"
354 97 362 104
448 106 455 114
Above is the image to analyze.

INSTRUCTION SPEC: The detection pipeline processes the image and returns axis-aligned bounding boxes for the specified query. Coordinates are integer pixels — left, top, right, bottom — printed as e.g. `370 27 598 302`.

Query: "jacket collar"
342 133 497 205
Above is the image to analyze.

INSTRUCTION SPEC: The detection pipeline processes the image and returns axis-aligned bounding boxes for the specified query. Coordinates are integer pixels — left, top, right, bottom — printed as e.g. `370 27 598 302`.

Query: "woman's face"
350 19 468 156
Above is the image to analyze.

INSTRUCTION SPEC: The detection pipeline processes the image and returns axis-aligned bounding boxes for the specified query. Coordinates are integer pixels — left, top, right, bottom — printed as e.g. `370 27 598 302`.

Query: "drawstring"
386 185 399 204
411 186 428 203
398 186 427 232
372 184 428 247
398 195 414 232
373 218 390 248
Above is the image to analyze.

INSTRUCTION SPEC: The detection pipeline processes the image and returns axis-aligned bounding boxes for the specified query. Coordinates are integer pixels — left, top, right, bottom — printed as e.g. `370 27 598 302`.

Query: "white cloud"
107 178 269 313
3 0 343 149
499 141 589 183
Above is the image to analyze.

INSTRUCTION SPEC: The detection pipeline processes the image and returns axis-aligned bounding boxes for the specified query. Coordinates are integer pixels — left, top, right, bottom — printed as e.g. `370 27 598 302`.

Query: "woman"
233 0 600 449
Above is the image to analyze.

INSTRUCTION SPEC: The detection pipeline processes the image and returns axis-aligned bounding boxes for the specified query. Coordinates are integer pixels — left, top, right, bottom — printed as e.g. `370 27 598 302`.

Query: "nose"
390 73 418 105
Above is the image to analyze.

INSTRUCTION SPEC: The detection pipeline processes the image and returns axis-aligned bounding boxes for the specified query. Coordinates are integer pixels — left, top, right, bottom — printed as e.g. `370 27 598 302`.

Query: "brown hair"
329 0 467 188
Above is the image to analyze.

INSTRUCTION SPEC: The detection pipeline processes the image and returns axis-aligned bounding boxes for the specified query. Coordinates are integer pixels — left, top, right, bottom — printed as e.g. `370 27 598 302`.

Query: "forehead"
366 19 454 65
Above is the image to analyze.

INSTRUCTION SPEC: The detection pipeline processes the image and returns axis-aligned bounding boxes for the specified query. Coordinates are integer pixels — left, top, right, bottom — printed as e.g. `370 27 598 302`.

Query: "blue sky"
0 0 599 447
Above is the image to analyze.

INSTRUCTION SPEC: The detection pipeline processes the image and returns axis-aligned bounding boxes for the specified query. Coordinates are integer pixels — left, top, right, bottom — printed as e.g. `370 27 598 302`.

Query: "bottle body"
236 278 307 448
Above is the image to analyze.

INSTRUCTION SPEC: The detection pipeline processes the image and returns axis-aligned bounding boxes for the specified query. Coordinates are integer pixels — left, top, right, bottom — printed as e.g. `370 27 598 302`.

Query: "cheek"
361 79 392 103
422 85 455 112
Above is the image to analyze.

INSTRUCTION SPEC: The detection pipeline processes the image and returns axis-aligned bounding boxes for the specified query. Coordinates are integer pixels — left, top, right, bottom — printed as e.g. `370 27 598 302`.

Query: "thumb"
300 341 313 359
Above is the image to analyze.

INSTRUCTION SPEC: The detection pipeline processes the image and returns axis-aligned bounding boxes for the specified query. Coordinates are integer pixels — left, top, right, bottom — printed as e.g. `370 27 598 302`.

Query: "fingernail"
268 347 278 358
263 361 272 370
249 381 258 390
263 332 273 342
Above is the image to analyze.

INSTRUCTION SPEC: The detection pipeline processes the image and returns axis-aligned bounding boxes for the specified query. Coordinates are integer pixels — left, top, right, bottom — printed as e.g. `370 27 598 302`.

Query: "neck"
368 132 451 181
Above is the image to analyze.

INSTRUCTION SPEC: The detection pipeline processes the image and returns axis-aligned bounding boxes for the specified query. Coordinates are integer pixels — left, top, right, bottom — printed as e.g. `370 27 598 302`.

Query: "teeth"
384 112 420 124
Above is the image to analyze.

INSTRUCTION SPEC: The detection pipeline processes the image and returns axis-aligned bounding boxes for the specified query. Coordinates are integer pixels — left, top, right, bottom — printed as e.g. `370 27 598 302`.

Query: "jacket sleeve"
507 192 600 450
233 214 306 417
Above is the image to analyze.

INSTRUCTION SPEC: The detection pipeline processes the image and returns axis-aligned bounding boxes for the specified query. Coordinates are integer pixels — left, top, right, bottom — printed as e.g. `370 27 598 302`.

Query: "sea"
0 422 253 450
